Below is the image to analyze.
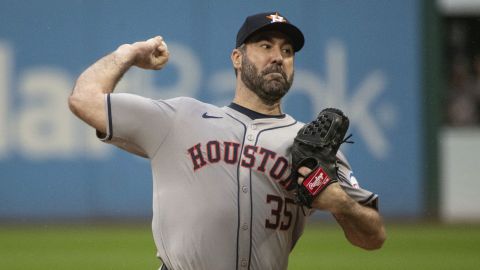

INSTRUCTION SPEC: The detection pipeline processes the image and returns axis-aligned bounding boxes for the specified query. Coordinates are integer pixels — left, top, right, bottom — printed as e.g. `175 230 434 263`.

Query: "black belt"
160 264 169 270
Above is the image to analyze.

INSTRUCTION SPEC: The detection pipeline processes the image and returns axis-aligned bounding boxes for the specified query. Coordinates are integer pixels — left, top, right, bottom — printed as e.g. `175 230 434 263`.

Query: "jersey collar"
228 103 286 120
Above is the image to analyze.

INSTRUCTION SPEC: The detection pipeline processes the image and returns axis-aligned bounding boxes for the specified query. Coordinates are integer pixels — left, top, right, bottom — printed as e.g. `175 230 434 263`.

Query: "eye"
282 47 293 56
260 43 272 49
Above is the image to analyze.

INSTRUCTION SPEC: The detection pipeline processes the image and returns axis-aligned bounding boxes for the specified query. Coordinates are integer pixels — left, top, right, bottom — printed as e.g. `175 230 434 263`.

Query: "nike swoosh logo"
202 112 223 119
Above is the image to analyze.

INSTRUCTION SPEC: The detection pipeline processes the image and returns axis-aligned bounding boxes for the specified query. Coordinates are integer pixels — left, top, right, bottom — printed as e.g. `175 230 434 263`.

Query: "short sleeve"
97 93 176 158
336 151 379 210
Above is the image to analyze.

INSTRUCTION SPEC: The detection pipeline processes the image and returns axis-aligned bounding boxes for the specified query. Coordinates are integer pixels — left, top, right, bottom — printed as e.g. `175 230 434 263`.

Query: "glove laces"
341 134 354 145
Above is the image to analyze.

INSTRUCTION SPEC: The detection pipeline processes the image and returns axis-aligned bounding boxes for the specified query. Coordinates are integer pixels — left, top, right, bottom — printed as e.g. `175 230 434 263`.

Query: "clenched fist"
116 36 169 70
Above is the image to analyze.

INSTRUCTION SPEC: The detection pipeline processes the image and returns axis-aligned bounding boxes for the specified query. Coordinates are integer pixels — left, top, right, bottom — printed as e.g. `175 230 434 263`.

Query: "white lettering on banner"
285 40 391 159
0 43 11 158
0 40 201 160
325 40 391 159
208 70 236 107
17 68 75 159
0 39 394 160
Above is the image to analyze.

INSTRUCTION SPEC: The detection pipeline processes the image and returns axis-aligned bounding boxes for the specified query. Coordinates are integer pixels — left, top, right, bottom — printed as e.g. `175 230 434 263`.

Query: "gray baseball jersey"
98 93 378 270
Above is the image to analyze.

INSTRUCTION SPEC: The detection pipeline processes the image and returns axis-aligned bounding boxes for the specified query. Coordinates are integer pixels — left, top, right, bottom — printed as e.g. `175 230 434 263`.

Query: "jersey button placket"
240 258 248 268
237 127 254 270
247 123 258 142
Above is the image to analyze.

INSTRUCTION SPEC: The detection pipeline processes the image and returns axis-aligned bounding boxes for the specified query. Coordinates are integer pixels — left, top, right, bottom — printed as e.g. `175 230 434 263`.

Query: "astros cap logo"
266 12 287 23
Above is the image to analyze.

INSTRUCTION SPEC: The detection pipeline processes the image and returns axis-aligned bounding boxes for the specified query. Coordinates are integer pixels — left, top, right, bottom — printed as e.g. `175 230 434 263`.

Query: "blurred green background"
2 222 480 270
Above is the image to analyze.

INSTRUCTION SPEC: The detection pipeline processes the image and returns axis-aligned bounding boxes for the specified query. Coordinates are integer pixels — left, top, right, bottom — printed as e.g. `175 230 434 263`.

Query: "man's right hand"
116 36 170 70
70 36 169 133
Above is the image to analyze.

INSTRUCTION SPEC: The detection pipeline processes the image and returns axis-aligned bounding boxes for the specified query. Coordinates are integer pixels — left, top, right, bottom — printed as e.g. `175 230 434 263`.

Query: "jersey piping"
106 94 113 140
225 109 298 270
225 112 247 270
248 121 298 270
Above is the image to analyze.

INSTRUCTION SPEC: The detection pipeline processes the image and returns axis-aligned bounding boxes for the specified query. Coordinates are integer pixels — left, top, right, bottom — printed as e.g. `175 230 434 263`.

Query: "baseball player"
69 11 386 270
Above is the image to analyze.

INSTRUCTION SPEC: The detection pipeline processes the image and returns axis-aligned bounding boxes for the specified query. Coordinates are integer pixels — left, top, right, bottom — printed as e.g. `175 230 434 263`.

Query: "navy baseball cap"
236 11 305 52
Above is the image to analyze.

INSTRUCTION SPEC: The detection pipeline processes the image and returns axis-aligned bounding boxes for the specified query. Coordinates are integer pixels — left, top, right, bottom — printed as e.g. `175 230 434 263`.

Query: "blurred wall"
439 0 480 222
440 128 480 222
0 0 422 220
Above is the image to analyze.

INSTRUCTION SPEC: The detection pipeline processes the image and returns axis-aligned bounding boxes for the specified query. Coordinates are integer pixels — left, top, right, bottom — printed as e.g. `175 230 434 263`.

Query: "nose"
270 47 284 65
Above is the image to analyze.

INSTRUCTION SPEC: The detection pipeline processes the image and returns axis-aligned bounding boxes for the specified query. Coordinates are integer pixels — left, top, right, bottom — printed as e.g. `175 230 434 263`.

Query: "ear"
231 49 242 70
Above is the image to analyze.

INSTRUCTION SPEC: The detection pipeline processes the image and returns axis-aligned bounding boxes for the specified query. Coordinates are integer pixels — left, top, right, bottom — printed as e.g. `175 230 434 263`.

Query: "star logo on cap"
266 12 287 23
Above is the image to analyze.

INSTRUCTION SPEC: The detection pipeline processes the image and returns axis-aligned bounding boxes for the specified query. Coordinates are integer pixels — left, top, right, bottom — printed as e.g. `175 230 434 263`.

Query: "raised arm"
298 167 387 250
68 36 169 133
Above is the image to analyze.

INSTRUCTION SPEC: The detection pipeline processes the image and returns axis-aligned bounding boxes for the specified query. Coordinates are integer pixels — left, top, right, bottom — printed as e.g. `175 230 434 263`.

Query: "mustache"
261 65 287 81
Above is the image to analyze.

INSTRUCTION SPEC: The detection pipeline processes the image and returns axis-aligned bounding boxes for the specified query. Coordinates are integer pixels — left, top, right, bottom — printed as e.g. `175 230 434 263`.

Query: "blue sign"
0 0 421 219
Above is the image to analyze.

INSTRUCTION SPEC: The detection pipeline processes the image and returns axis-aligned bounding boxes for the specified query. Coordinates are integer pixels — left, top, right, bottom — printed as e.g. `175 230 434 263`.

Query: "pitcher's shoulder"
156 97 221 112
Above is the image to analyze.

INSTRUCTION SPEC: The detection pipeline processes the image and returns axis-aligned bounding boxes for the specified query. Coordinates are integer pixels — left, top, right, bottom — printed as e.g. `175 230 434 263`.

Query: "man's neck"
232 86 283 115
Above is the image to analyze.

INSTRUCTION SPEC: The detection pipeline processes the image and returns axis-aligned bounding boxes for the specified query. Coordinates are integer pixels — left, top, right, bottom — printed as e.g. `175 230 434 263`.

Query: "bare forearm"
309 182 386 250
69 45 138 132
73 46 135 96
333 200 386 250
69 36 168 135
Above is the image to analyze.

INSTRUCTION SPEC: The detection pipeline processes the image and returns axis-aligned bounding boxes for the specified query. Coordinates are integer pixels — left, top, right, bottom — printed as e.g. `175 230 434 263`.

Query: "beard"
240 55 294 106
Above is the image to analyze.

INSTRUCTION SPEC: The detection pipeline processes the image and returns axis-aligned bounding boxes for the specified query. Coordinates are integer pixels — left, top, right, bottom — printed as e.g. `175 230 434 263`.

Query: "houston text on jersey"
187 140 290 181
